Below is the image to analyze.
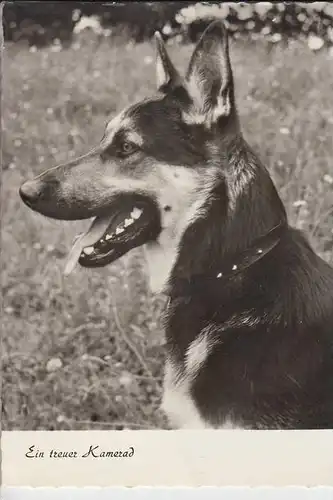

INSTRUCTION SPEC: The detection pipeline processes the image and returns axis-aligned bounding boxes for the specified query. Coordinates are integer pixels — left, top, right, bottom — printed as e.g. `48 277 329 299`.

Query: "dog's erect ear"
184 21 234 126
154 31 182 92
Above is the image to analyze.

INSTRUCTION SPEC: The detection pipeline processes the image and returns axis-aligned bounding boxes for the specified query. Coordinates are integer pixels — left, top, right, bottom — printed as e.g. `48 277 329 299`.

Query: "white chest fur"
161 360 246 430
161 359 209 429
161 327 246 430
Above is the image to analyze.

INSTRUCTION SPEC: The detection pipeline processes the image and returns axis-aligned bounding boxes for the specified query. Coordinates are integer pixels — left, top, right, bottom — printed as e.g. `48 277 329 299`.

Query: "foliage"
3 2 333 50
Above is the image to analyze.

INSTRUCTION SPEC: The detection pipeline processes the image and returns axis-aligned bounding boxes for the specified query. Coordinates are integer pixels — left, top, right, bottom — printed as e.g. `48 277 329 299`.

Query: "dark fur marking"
126 96 211 167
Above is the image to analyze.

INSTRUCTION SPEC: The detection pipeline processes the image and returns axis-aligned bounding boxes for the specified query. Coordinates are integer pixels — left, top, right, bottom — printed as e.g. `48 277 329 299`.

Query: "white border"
2 488 333 500
2 431 333 487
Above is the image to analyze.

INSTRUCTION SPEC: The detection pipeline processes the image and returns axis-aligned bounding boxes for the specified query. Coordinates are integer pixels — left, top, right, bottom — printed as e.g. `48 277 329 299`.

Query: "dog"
20 21 333 429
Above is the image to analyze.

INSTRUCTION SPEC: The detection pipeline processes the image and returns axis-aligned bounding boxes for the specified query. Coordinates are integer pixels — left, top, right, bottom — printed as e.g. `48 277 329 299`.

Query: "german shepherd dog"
20 21 333 429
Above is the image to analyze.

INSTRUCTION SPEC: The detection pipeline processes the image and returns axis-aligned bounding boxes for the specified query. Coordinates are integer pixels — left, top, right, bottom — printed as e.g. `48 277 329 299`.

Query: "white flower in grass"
279 127 290 135
119 372 133 387
297 13 307 22
73 15 103 35
308 35 324 51
176 3 230 24
72 9 81 22
162 24 172 35
261 26 271 36
255 3 273 17
246 20 256 31
270 33 282 43
176 5 197 24
46 357 63 372
324 3 333 17
232 3 253 21
323 174 333 185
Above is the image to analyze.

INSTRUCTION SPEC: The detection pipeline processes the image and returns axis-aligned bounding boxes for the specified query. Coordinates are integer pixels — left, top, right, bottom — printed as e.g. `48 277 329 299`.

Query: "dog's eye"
118 141 138 157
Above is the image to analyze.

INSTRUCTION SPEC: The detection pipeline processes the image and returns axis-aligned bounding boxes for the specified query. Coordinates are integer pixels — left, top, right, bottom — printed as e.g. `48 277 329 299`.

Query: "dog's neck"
144 136 288 296
166 137 288 298
166 221 285 301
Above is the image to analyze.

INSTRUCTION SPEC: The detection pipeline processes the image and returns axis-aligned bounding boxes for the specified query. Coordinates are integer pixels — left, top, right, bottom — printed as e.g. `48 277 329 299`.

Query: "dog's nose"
19 180 42 206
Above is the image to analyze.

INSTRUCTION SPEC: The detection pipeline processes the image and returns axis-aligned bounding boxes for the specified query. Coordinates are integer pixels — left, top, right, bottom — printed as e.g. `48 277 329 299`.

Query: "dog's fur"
20 21 333 429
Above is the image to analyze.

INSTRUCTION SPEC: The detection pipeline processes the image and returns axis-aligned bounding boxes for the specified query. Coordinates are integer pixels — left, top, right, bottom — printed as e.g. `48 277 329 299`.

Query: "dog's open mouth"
64 194 161 275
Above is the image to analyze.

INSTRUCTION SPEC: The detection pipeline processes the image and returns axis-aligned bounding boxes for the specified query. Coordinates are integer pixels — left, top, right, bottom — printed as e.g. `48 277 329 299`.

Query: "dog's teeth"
131 207 142 220
83 246 94 255
116 227 124 235
124 218 134 227
105 234 113 240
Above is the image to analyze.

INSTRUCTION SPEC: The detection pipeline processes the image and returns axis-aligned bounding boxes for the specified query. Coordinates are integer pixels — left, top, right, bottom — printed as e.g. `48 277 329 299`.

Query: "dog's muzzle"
19 180 42 208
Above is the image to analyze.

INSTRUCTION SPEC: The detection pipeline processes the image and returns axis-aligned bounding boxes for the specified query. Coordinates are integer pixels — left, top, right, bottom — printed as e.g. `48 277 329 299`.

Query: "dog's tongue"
64 215 112 276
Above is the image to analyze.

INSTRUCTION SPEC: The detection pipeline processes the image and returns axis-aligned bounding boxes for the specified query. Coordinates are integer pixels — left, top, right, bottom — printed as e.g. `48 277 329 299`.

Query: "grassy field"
2 32 333 430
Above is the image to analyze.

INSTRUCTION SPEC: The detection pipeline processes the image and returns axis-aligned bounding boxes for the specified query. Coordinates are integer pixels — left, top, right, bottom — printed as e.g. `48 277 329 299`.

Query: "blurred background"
2 2 333 430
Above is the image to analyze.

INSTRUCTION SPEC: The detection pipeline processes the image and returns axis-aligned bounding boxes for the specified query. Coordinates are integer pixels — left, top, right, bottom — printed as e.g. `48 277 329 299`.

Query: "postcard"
2 0 333 490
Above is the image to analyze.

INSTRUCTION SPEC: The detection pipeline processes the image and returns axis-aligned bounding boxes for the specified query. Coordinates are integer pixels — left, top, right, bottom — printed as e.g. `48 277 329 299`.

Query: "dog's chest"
161 358 245 430
161 359 208 429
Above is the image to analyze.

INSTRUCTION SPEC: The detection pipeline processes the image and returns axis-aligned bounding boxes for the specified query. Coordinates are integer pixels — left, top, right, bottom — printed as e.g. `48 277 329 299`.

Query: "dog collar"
166 221 285 303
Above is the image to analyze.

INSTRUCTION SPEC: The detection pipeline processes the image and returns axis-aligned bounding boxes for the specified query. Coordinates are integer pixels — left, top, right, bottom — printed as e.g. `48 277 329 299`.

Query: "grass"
2 32 333 430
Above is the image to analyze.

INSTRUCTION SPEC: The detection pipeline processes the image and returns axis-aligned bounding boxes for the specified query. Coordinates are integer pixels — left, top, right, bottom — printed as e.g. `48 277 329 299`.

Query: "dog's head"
20 21 241 285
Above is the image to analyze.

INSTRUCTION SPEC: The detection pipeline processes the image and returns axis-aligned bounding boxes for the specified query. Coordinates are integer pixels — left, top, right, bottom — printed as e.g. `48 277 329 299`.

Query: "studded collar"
165 221 285 303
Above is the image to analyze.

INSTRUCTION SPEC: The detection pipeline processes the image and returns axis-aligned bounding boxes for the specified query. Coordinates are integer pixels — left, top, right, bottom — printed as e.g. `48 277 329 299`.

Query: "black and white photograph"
2 1 333 433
